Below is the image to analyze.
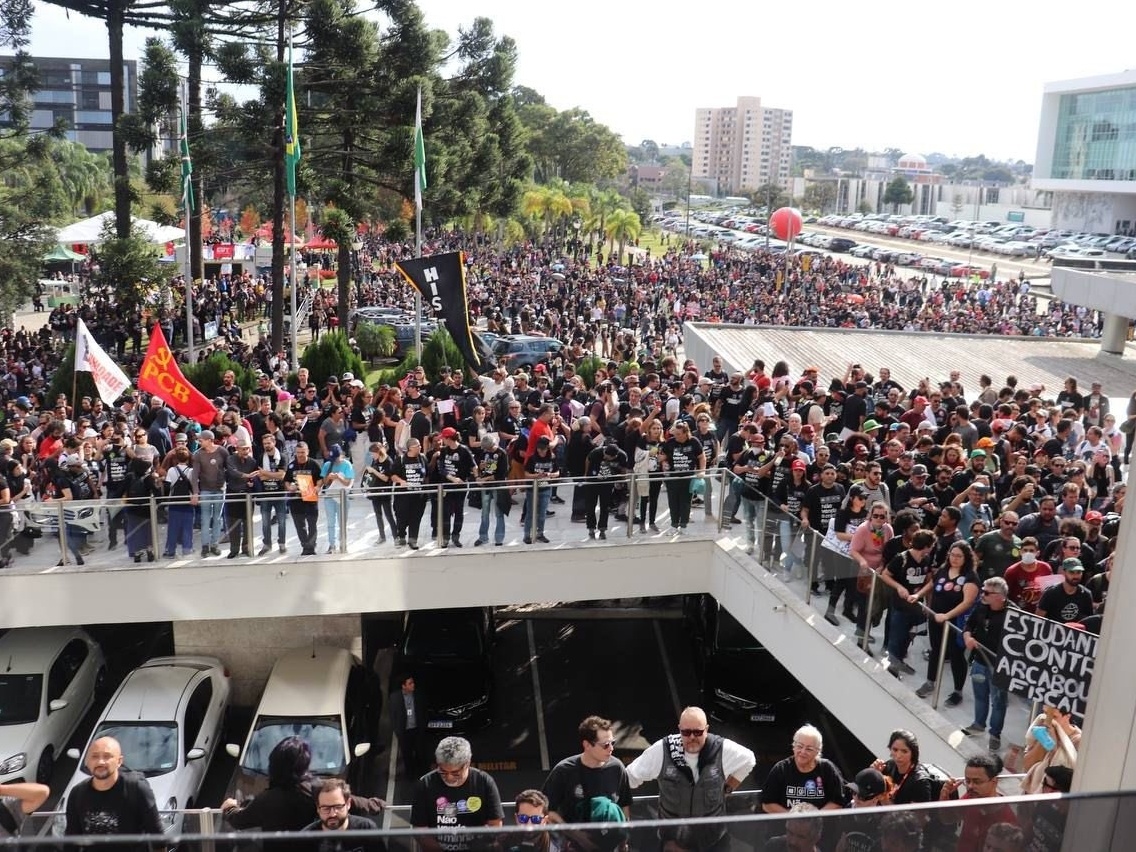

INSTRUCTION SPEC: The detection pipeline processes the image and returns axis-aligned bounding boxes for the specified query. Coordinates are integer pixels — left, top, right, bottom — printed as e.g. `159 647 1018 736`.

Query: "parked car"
393 607 494 732
226 646 378 800
684 594 804 724
894 252 923 266
849 244 877 259
490 335 564 372
59 657 230 832
827 237 857 253
0 627 105 785
950 264 991 279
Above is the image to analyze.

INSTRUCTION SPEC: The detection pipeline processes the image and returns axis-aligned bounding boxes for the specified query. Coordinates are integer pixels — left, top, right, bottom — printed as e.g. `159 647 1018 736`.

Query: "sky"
25 0 1133 163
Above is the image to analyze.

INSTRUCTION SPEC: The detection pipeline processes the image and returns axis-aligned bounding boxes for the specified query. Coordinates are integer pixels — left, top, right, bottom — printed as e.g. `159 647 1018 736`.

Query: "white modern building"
692 96 793 196
1033 69 1136 235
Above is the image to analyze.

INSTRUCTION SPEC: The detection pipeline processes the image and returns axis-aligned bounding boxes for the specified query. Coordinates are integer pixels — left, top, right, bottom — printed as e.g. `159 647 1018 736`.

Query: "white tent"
57 212 186 245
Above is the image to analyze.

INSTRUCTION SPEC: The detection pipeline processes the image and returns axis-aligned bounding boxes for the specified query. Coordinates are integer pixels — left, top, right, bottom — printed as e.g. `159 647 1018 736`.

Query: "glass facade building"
1051 85 1136 181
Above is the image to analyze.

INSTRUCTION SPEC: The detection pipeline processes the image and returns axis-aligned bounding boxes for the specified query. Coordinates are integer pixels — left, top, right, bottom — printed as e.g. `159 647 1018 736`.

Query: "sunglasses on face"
679 728 705 738
516 814 544 825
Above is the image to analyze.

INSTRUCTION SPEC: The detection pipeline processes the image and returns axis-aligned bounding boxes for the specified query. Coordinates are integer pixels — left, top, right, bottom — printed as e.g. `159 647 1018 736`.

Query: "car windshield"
492 340 512 355
404 619 484 659
243 716 344 776
86 722 179 777
0 674 43 726
716 609 760 651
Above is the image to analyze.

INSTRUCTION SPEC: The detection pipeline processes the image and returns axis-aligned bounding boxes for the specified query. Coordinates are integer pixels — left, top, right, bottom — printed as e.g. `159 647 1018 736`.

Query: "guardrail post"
338 490 349 553
244 492 255 555
529 478 539 542
625 472 635 538
861 571 878 653
435 483 445 548
931 616 952 709
757 497 768 566
57 500 67 563
804 531 817 606
199 808 216 852
149 494 160 557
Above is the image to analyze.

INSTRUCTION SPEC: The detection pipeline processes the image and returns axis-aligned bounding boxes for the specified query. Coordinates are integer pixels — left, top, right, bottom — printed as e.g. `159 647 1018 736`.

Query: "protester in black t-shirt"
410 737 503 852
761 724 846 812
1037 558 1095 624
584 441 628 540
65 736 163 840
879 530 936 676
659 422 703 532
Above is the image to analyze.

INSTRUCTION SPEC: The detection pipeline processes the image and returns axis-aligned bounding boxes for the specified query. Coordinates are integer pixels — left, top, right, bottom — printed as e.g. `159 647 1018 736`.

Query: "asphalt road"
43 602 875 818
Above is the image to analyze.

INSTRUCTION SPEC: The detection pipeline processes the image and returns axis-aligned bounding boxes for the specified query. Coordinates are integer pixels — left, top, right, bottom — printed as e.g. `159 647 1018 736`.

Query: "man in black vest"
625 707 755 851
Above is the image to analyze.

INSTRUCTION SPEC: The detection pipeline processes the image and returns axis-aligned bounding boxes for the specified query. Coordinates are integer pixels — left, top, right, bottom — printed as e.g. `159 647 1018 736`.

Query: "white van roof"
257 647 356 718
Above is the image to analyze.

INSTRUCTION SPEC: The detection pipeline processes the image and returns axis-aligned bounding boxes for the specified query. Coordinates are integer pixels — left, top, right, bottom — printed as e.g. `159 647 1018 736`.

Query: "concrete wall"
174 614 362 705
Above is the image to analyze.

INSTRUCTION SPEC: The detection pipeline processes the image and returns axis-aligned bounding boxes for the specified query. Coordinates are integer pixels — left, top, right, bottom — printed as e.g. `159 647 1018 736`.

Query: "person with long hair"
869 729 935 805
361 442 397 543
914 541 981 707
221 736 383 831
392 438 428 550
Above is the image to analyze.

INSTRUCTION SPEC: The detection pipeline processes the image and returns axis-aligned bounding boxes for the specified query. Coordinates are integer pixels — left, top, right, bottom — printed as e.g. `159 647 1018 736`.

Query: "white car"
0 628 105 786
226 646 377 801
59 657 230 833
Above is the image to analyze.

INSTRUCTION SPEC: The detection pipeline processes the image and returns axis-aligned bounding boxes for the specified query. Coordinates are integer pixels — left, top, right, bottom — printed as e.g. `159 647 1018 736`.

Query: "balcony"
0 472 1046 778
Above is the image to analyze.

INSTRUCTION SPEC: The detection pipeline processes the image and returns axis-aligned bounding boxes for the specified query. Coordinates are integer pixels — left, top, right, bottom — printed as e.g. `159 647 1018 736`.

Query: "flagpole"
286 32 300 373
182 80 195 364
413 85 425 362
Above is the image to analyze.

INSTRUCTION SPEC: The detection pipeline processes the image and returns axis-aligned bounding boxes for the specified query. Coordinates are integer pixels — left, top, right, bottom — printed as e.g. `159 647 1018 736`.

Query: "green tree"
300 330 365 388
89 220 171 308
750 182 789 212
883 176 914 212
802 181 836 213
857 199 874 215
640 139 659 163
51 140 112 216
318 205 355 331
355 322 395 363
604 208 641 266
659 157 690 199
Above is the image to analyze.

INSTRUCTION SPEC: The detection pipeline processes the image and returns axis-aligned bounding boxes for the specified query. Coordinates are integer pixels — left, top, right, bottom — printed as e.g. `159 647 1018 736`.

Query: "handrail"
718 468 1014 712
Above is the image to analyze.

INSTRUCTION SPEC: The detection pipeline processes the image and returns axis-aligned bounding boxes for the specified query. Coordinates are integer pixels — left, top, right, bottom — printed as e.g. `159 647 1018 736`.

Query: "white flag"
74 318 131 405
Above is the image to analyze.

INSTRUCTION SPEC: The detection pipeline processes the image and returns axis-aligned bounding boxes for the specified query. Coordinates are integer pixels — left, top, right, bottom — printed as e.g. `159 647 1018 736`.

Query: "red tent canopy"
304 236 338 250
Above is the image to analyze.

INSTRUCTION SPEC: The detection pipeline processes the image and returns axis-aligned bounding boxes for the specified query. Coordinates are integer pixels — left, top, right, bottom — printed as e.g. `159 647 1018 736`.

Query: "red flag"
137 325 217 425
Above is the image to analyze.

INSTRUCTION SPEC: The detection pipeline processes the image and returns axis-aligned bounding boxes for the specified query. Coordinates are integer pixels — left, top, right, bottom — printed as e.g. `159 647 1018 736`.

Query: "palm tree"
604 208 641 266
592 188 624 246
319 206 355 330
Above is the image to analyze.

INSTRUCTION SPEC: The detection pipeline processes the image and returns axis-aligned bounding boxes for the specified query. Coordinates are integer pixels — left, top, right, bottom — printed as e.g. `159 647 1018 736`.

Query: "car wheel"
36 748 53 785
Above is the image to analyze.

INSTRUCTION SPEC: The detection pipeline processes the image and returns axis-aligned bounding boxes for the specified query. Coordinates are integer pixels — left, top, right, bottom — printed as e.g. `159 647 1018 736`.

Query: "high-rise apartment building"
692 96 793 197
0 55 138 154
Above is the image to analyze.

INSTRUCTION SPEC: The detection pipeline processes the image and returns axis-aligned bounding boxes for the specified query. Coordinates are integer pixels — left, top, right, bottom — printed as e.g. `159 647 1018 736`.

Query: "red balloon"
769 207 803 241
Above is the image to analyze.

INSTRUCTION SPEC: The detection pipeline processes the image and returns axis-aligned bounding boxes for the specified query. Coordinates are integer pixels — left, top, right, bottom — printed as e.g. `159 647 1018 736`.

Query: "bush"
50 343 102 407
419 326 471 383
575 356 604 389
618 360 641 378
300 331 366 388
183 352 257 400
355 322 396 362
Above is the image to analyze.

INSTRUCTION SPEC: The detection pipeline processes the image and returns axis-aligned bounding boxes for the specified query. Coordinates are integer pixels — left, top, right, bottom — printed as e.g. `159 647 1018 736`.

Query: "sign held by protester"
992 609 1097 717
137 324 217 425
74 318 131 405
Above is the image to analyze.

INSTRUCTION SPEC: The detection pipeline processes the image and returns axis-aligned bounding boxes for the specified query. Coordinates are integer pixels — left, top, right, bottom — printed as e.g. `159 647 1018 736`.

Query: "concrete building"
1033 69 1136 235
692 96 793 196
0 55 138 154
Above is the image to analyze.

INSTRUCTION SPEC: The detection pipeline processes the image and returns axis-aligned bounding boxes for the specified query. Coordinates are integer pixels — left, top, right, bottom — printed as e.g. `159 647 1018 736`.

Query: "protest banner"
992 609 1097 717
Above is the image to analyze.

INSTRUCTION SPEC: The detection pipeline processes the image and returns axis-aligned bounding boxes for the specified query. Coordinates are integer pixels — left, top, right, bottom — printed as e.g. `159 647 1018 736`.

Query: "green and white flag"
179 103 193 214
414 86 426 212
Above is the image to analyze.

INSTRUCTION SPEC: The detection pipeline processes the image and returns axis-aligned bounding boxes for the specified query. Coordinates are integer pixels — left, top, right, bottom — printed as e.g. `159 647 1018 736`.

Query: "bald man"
65 736 163 838
626 707 755 852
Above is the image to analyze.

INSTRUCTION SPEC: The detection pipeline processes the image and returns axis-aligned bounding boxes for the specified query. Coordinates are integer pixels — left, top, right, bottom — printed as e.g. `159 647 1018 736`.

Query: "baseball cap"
1061 558 1085 573
791 459 807 471
976 437 995 449
236 436 252 448
341 372 354 382
439 427 459 440
854 380 869 390
199 430 215 441
853 444 870 455
534 363 547 373
970 449 987 458
174 433 188 443
918 420 936 431
848 484 869 499
911 464 928 476
914 396 929 405
1085 510 1104 523
64 454 84 467
849 768 887 800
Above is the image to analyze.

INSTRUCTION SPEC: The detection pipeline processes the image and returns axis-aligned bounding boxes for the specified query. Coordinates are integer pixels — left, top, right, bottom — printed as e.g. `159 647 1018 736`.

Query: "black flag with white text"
395 251 494 373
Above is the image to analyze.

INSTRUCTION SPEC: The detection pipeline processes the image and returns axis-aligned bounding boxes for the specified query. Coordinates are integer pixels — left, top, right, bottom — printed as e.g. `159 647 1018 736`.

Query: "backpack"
491 390 514 427
167 466 192 500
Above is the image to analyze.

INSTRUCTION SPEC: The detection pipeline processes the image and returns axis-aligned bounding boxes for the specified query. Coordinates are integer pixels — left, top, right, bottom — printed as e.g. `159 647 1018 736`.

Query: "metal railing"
716 470 1018 713
10 467 725 568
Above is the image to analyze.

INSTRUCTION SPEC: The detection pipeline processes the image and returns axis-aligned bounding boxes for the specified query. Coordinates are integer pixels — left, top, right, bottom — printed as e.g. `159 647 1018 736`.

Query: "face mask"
1021 552 1037 565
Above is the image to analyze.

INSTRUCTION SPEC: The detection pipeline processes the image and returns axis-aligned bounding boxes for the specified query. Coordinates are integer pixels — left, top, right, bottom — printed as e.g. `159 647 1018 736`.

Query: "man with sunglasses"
626 707 755 851
542 716 630 833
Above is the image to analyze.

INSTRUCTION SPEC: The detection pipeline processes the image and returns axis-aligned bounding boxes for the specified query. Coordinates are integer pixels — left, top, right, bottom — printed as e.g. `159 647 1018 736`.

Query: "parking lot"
36 600 874 815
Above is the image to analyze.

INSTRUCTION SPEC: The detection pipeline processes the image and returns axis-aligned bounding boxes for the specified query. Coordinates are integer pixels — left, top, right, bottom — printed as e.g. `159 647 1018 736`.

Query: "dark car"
685 594 804 724
491 335 563 373
393 607 494 732
827 237 857 253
